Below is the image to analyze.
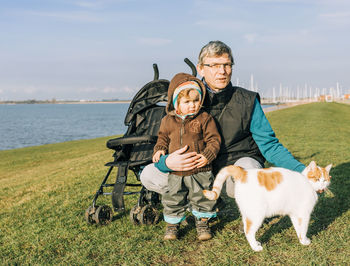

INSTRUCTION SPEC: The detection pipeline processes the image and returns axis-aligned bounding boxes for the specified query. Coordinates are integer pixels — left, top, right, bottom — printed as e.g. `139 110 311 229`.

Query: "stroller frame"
85 59 197 226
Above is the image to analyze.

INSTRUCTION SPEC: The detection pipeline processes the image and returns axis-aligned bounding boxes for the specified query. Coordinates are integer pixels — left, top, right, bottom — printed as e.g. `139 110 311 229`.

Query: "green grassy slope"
0 102 349 264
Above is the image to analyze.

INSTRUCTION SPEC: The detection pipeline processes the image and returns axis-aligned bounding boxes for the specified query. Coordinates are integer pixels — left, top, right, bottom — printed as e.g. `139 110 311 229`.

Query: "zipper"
180 119 185 146
217 104 228 122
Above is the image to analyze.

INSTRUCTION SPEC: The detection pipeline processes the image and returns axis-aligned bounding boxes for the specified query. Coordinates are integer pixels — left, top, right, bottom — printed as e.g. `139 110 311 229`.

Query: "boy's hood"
166 72 206 114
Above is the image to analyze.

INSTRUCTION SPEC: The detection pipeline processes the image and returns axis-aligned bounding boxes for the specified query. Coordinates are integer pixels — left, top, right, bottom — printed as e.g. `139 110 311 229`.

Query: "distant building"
318 95 333 102
325 95 333 102
318 95 326 102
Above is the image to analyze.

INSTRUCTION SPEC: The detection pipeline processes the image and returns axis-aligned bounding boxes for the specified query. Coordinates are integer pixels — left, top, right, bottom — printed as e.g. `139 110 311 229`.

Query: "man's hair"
198 40 234 65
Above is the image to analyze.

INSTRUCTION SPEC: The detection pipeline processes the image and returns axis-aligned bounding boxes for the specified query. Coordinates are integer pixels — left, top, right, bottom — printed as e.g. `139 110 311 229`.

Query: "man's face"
197 53 233 92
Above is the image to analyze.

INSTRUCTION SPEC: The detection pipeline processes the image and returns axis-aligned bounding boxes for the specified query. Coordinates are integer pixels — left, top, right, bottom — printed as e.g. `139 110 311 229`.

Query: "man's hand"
165 145 201 171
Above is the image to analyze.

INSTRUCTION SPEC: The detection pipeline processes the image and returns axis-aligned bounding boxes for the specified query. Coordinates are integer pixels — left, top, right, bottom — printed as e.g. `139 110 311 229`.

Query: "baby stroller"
85 58 197 226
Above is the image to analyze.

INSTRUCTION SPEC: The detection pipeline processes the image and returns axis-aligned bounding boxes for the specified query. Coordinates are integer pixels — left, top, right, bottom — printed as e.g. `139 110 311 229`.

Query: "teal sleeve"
250 99 306 173
154 154 172 173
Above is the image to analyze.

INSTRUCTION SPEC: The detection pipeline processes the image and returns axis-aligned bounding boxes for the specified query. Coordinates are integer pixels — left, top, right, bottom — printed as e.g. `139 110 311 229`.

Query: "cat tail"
203 165 244 201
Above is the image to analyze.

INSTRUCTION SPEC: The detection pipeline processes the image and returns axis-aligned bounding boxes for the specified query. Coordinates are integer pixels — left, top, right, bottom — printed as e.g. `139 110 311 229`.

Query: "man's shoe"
164 223 179 240
196 218 212 241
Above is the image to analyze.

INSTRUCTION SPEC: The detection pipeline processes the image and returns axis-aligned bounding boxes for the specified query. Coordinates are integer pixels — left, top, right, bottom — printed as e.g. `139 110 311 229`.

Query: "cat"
203 161 332 252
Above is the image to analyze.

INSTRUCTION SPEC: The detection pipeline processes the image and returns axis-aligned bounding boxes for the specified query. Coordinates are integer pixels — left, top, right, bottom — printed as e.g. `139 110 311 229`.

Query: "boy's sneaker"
196 218 212 241
164 223 179 240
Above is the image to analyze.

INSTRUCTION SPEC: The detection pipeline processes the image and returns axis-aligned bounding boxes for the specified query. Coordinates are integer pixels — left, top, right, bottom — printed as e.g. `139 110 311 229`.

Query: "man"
140 40 305 236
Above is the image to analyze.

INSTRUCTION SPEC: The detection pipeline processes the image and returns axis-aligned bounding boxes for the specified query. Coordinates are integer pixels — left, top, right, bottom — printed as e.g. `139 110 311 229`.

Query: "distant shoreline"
263 101 311 113
57 101 131 104
0 100 131 105
0 100 297 108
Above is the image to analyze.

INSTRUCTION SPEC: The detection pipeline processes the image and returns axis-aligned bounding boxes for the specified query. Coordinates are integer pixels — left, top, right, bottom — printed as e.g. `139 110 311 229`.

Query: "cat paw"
251 242 263 252
300 237 311 246
203 190 217 200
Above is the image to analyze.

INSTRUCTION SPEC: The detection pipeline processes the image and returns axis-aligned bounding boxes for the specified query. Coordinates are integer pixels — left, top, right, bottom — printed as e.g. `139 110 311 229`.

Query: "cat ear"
325 164 332 173
308 161 317 170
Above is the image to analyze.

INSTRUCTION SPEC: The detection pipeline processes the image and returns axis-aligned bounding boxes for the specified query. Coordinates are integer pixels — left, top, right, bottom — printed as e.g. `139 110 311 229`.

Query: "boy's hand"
153 150 165 162
195 154 208 168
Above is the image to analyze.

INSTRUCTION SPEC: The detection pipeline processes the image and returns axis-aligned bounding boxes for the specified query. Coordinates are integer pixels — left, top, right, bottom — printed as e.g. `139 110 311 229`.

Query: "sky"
0 0 349 101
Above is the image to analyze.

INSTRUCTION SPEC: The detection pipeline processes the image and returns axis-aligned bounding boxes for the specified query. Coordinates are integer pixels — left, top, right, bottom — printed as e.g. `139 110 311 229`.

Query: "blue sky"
0 0 349 100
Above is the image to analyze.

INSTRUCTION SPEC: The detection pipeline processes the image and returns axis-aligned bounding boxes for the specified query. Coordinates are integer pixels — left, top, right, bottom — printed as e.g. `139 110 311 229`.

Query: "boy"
153 72 221 241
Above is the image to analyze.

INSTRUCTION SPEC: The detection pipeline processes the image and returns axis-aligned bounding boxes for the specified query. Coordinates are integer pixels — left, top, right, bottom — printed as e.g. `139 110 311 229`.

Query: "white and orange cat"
203 161 332 252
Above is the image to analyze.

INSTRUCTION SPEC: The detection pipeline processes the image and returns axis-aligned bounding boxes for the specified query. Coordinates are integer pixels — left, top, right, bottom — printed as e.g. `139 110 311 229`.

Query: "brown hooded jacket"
153 73 221 176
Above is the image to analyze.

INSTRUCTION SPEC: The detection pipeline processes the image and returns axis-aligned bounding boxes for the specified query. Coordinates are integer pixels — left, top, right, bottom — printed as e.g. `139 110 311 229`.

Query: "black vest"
203 83 265 174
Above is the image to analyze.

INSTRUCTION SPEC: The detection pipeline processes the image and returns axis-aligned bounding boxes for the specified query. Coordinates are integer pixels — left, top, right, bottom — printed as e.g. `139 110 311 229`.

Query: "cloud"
243 29 316 46
244 33 258 43
0 86 42 100
102 86 135 93
78 87 99 93
120 86 136 93
102 87 119 93
21 10 108 23
74 0 134 9
319 11 350 18
319 11 350 26
137 38 172 46
3 86 40 95
195 19 250 31
75 1 102 9
248 0 306 2
23 87 40 94
78 86 136 94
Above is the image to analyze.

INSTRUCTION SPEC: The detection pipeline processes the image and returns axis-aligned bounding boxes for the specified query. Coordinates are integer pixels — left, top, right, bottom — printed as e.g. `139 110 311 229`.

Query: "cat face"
304 161 332 192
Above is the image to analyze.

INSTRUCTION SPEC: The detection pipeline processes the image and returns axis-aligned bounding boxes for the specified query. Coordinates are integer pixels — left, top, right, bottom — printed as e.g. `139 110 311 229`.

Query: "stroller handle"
153 59 196 81
184 58 197 77
153 64 159 81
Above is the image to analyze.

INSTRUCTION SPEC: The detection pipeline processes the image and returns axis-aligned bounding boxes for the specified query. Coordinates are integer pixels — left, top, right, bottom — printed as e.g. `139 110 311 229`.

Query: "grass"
0 102 349 265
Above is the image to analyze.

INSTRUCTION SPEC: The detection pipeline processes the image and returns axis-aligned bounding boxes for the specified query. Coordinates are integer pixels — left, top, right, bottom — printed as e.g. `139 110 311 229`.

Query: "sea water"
0 103 129 150
0 103 273 150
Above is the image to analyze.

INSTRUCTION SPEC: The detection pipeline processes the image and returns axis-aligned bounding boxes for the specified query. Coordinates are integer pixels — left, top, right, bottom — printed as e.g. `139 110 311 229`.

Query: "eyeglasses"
202 63 234 71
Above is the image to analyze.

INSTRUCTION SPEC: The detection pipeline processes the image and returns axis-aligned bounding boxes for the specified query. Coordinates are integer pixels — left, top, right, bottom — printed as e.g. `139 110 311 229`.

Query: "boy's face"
178 89 201 115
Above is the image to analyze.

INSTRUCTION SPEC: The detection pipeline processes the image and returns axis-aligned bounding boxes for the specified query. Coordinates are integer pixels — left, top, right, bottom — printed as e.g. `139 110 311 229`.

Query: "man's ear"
197 64 204 77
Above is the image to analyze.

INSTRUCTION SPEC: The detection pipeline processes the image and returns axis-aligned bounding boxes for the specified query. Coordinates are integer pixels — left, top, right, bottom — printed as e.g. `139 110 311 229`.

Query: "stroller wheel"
85 206 96 224
129 205 142 225
93 205 113 225
139 205 160 225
